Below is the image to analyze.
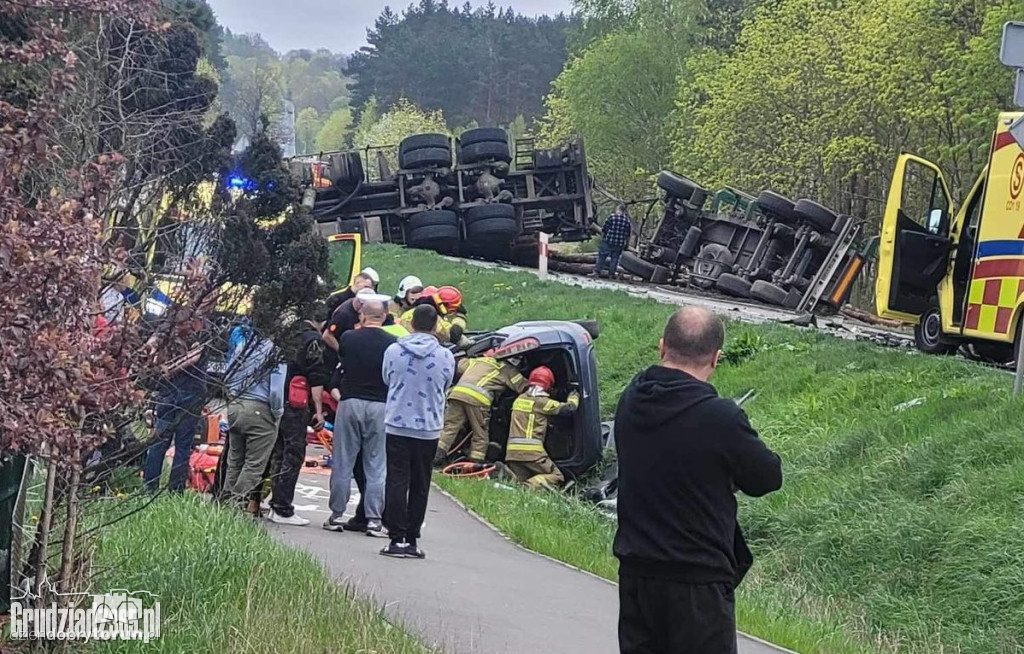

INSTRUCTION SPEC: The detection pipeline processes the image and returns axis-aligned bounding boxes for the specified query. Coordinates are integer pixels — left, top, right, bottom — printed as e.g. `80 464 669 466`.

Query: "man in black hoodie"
614 307 782 654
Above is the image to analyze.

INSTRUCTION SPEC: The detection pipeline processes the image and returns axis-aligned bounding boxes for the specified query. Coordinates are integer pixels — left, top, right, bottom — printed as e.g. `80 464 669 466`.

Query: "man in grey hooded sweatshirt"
380 304 456 558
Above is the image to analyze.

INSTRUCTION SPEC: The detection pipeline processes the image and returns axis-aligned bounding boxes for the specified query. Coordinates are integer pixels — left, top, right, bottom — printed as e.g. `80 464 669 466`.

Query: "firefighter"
400 285 467 347
435 355 527 464
501 366 579 489
390 275 424 319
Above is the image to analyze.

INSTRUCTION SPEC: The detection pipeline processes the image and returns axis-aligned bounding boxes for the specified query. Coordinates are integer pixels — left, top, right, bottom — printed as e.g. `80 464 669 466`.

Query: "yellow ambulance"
876 112 1024 361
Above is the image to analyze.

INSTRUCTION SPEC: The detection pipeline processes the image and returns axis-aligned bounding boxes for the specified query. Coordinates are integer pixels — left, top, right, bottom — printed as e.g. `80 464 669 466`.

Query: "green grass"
88 494 429 654
366 243 1024 654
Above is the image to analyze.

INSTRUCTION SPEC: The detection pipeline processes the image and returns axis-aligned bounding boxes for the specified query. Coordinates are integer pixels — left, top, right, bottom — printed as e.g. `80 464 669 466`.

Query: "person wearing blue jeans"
143 387 205 492
593 204 633 279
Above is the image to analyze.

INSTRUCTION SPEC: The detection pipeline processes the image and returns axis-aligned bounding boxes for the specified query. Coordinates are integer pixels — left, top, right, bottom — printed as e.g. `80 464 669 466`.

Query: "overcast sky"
205 0 576 55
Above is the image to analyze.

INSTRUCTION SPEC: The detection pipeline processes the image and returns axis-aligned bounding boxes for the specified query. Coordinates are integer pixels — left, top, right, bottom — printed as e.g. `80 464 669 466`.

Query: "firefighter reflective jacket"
399 305 467 345
506 388 580 462
448 357 527 407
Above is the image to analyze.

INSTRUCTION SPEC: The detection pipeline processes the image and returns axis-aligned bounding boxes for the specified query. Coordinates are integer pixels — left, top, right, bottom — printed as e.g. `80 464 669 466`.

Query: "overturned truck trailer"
289 129 596 263
631 172 871 313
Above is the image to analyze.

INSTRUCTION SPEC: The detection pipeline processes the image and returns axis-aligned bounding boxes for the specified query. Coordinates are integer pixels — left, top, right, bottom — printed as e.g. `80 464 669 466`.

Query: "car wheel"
750 280 789 306
465 203 515 225
409 209 458 232
400 147 452 170
459 128 508 148
460 141 512 165
914 304 958 354
757 191 799 226
691 243 733 288
399 133 451 156
619 252 657 279
794 199 838 232
716 273 753 298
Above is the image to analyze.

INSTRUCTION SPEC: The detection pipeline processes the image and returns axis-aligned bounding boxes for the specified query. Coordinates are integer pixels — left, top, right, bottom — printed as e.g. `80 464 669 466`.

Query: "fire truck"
875 112 1024 361
289 128 595 264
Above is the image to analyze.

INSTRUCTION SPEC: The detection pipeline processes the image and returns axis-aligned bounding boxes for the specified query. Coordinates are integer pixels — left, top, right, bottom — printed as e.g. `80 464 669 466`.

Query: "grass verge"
366 243 1024 654
87 494 429 654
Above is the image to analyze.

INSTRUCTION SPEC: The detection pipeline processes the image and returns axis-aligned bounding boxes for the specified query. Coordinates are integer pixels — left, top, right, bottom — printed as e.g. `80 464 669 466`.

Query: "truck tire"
750 280 789 306
783 286 803 309
914 304 958 355
757 191 799 226
467 217 519 240
716 273 753 298
400 147 452 170
460 141 512 164
794 199 838 232
679 226 703 257
691 243 733 288
650 265 670 284
460 128 508 148
329 152 364 191
465 203 515 226
619 251 657 279
400 133 450 156
771 223 796 241
407 223 460 254
409 209 458 232
657 171 700 202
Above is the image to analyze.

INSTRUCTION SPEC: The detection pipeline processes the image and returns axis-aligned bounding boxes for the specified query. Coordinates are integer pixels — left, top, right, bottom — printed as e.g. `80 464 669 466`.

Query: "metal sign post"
999 22 1024 394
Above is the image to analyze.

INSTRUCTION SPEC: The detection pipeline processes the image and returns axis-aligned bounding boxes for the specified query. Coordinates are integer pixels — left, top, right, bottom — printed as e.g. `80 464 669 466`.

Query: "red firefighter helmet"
436 286 463 312
527 366 555 391
421 285 439 297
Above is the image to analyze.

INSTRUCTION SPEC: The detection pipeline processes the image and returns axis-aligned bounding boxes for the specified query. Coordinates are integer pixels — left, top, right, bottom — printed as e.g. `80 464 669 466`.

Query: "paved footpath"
270 469 791 654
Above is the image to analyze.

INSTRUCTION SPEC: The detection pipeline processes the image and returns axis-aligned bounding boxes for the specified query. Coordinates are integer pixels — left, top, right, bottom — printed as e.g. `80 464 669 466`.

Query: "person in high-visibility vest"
501 366 579 489
400 286 468 348
435 356 527 463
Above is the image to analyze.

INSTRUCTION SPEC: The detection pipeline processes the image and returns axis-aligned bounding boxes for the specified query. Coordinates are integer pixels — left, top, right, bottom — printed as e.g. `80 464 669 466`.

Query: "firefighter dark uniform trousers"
438 358 527 461
505 389 579 488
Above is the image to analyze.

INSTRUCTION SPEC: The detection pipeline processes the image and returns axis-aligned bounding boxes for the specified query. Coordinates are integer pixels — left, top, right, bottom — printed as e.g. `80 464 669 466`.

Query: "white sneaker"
365 520 388 538
269 510 310 526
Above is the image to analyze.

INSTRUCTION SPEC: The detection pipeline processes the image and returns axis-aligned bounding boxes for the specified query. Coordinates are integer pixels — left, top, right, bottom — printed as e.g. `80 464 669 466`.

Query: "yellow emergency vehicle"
876 112 1024 360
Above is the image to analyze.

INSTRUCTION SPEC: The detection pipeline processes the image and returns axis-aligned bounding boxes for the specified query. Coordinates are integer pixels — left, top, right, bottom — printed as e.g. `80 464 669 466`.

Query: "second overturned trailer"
630 171 871 313
289 128 596 263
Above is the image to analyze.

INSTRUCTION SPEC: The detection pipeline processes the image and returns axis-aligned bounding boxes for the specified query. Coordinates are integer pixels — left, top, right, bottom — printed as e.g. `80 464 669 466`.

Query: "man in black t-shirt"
323 299 397 537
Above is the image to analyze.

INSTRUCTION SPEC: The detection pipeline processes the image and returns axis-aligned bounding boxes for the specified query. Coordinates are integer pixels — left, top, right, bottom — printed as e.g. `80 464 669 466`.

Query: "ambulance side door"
326 233 363 289
876 155 955 321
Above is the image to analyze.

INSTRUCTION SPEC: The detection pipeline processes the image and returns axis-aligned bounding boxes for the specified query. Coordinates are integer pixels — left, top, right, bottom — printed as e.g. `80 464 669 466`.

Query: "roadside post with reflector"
538 232 550 281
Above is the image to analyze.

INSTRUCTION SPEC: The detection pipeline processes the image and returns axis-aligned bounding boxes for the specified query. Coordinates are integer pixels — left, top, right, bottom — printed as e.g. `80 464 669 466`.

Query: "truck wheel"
467 217 519 239
679 226 702 257
750 280 789 306
783 286 803 309
407 223 460 254
619 252 657 279
757 191 799 226
329 152 365 191
409 209 458 231
465 203 515 225
650 265 670 284
400 147 452 170
400 133 451 156
771 223 796 241
656 171 701 202
716 273 753 298
914 305 958 355
460 128 508 148
460 141 512 164
691 243 733 288
794 199 838 232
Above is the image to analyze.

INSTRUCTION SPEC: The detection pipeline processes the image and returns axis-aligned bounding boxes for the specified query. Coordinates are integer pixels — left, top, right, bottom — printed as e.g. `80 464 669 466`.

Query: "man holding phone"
613 307 783 653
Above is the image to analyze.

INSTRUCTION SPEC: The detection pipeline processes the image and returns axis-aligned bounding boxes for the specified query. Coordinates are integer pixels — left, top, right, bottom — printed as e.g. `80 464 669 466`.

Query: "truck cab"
876 112 1024 360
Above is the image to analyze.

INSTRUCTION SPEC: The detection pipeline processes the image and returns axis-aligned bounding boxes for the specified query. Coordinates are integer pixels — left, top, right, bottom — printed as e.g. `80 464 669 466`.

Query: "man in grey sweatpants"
324 299 399 536
224 333 286 512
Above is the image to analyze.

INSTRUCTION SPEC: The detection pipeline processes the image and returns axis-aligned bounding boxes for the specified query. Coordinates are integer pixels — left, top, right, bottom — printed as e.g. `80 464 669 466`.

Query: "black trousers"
618 574 737 654
270 406 309 517
351 453 368 526
383 434 436 542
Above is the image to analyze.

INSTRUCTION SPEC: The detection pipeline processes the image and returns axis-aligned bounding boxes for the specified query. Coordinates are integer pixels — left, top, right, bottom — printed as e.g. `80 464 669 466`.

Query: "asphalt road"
269 467 792 654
